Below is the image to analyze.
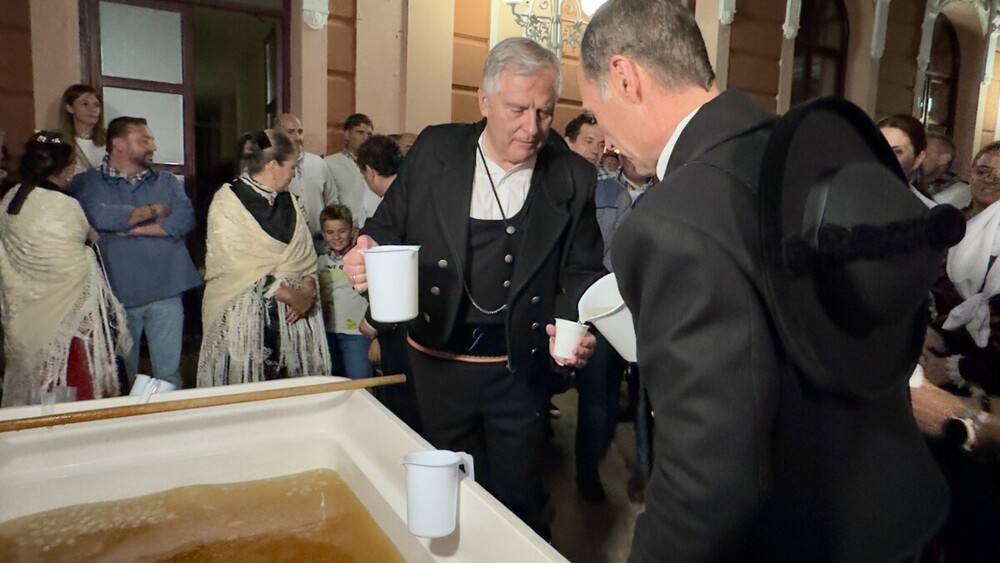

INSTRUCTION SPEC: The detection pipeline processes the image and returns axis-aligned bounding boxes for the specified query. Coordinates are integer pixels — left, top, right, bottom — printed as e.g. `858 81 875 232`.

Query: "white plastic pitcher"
401 450 475 538
362 245 420 322
578 273 637 362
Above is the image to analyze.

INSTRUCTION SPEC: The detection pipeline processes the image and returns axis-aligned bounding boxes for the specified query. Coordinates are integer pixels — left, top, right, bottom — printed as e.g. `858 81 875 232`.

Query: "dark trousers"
575 334 627 476
408 345 550 539
375 326 422 434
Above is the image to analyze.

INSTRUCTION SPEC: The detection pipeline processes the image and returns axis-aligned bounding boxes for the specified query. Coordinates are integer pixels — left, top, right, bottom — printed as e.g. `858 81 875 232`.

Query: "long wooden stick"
0 374 406 433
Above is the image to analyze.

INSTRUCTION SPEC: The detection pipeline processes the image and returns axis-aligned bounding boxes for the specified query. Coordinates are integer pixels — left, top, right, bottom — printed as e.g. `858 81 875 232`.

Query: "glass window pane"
811 55 839 98
927 79 953 128
791 54 809 106
103 87 185 165
100 1 183 84
929 16 957 76
816 1 844 49
793 0 846 104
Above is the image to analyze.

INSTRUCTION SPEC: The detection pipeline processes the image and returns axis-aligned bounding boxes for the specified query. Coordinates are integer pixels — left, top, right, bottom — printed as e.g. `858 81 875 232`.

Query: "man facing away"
344 37 604 538
324 113 374 227
274 113 339 253
71 116 201 389
355 134 402 223
579 1 946 561
352 134 422 432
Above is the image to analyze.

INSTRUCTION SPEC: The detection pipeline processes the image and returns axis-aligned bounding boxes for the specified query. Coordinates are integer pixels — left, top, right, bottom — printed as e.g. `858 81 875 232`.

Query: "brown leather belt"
407 335 508 363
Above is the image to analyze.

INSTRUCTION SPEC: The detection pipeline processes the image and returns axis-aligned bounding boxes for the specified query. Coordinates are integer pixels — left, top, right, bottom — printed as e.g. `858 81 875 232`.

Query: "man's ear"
913 150 927 173
609 55 643 105
477 88 490 119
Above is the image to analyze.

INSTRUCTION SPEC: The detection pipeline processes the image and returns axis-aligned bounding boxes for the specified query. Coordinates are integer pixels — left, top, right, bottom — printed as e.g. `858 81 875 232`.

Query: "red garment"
65 336 94 401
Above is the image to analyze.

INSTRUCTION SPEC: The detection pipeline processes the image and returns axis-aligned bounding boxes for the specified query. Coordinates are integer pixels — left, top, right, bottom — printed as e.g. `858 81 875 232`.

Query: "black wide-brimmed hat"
759 97 965 399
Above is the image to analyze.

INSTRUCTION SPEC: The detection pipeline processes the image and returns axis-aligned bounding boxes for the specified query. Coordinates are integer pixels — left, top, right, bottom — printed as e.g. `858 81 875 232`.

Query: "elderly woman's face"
880 126 924 180
269 156 297 191
970 151 1000 211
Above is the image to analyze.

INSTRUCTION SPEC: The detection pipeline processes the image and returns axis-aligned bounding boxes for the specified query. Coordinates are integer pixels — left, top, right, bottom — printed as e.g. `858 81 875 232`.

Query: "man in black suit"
345 37 603 537
579 1 946 561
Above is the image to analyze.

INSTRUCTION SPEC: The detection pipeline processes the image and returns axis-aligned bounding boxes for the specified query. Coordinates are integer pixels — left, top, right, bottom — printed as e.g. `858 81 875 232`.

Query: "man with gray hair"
344 37 603 537
579 1 946 561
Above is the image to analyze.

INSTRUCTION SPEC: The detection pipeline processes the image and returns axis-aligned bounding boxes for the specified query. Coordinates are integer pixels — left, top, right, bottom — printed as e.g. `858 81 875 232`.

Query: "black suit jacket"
614 90 948 562
363 120 604 376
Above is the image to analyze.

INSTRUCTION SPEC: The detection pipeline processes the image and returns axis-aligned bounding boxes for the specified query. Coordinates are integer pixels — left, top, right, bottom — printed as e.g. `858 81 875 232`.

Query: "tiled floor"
546 390 643 563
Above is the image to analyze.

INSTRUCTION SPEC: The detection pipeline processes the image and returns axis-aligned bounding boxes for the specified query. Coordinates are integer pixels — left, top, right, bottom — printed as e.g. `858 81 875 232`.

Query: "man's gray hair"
482 37 563 97
580 0 714 96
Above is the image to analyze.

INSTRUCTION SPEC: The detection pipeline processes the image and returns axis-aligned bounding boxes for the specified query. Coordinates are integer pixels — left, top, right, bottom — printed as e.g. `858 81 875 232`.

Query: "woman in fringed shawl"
197 129 329 386
0 131 130 407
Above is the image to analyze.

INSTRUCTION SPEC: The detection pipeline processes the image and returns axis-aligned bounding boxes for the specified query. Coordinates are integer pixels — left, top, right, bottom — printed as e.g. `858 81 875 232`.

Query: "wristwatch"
945 409 991 452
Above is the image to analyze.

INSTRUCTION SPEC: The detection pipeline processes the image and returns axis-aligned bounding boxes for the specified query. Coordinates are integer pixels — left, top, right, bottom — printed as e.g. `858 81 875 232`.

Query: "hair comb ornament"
252 130 272 150
30 131 65 145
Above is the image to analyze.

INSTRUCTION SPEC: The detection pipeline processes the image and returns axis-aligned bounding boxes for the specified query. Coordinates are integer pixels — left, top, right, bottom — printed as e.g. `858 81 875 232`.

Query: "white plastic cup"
554 318 589 361
578 273 637 362
362 245 420 323
29 386 77 406
129 374 178 403
402 450 475 538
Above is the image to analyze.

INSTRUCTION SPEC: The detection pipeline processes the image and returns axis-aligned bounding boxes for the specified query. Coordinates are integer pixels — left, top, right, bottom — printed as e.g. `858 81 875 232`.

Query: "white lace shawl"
0 186 131 407
197 185 329 386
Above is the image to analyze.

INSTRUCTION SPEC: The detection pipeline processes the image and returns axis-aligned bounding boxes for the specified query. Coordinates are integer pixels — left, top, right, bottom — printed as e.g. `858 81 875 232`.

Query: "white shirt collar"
470 133 536 220
655 106 702 181
240 172 278 205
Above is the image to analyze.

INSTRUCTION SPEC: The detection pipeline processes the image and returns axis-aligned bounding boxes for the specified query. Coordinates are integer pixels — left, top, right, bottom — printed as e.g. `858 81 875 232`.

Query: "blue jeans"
327 332 371 379
124 296 184 389
575 333 627 476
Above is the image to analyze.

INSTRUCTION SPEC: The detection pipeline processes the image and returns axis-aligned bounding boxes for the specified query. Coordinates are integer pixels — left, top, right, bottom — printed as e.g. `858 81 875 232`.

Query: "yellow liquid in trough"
0 469 404 563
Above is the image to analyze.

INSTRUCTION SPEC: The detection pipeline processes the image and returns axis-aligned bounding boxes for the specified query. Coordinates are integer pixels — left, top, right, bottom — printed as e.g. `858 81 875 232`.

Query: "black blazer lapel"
429 125 479 278
510 147 572 300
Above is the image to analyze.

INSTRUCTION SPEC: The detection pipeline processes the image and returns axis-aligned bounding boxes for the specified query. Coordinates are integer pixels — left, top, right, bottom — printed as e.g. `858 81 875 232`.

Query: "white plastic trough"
0 376 568 562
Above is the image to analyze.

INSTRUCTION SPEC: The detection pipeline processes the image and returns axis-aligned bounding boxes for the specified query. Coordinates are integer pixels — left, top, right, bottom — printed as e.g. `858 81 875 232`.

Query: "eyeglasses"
971 165 999 180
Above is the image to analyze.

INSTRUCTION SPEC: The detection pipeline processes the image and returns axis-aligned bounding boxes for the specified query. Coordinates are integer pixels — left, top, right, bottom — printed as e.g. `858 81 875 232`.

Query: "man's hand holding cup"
546 320 596 368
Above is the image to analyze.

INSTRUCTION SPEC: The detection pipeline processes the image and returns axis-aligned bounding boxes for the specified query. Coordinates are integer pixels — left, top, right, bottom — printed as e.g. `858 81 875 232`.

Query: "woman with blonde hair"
58 84 107 175
0 131 130 406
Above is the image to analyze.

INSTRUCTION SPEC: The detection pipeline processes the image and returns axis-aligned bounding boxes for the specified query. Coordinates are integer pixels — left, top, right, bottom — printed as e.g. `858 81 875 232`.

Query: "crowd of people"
2 0 1000 560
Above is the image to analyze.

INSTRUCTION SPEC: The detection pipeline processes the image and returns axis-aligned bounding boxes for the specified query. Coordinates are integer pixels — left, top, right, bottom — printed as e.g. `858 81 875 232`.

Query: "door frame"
78 0 291 199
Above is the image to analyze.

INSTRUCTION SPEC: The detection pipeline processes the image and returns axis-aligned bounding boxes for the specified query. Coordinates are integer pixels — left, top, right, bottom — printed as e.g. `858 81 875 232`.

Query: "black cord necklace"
460 145 522 315
477 144 518 236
